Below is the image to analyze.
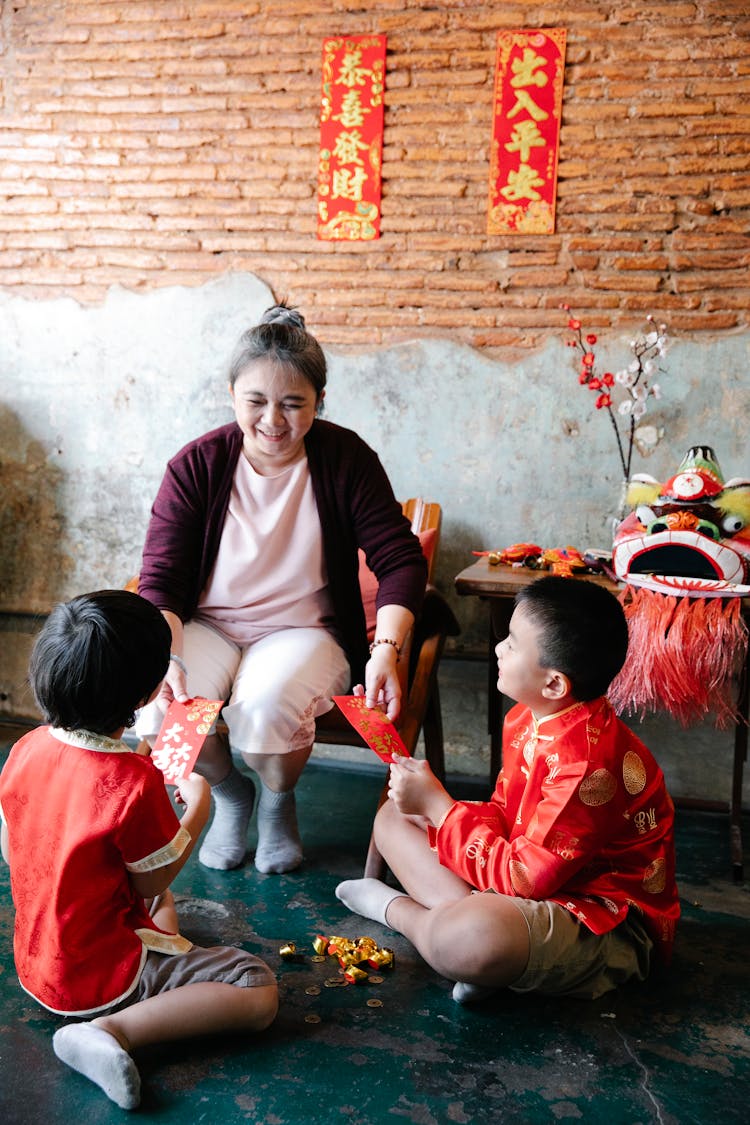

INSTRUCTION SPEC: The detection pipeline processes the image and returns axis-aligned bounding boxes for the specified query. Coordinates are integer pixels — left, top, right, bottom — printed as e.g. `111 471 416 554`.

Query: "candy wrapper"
332 695 410 764
150 697 224 785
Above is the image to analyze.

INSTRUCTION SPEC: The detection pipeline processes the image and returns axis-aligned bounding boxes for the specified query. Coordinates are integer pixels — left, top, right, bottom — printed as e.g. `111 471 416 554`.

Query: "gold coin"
305 986 321 995
368 975 384 984
304 1013 321 1023
366 998 383 1008
324 978 345 988
311 955 326 963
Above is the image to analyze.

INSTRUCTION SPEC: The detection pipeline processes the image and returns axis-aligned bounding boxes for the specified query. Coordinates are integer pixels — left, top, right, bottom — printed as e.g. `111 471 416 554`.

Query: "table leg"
731 649 748 883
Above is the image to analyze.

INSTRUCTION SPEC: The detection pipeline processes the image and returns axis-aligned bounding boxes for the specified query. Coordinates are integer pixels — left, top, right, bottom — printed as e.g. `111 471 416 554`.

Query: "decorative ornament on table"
609 445 750 728
562 305 670 527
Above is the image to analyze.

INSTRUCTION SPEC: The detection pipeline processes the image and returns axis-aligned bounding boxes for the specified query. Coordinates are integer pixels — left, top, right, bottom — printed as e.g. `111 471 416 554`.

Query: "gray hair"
228 302 327 398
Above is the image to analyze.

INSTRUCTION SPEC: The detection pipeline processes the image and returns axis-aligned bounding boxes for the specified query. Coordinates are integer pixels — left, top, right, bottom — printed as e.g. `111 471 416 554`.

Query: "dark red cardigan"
138 419 427 681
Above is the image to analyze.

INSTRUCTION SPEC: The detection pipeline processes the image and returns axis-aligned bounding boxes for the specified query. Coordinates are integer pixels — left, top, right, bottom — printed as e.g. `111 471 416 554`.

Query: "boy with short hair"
336 576 680 1003
0 590 278 1110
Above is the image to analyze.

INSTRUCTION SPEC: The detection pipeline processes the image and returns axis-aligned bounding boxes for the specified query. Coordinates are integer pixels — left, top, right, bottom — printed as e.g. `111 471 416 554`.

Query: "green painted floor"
1 723 749 1124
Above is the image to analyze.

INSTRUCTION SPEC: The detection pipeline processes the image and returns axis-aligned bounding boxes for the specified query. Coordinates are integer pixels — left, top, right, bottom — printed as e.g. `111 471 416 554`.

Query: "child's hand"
388 758 454 826
174 772 210 811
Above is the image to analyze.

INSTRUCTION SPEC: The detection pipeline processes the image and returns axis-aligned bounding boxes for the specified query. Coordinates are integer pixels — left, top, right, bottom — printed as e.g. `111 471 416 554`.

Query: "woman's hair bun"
260 303 306 330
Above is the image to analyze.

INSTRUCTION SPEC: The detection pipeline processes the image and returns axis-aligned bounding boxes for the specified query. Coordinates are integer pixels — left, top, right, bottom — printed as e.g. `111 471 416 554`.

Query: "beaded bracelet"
369 638 401 662
169 653 188 675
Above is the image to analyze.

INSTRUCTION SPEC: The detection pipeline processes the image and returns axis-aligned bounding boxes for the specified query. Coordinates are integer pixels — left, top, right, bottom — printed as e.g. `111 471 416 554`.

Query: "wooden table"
454 557 749 882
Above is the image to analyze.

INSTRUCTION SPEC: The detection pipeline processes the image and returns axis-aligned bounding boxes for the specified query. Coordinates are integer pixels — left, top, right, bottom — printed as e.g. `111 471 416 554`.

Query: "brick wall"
1 0 748 353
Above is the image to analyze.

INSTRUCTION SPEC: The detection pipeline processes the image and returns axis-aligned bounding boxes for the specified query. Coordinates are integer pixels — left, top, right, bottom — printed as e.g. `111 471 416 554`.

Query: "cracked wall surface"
1 273 748 795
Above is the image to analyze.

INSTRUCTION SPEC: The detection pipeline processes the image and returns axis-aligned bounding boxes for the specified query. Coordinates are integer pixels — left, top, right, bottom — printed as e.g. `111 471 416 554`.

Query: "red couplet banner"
317 35 386 241
487 28 567 235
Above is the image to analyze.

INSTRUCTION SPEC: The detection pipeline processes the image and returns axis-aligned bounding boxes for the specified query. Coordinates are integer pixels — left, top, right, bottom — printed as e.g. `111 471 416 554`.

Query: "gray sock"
53 1023 141 1110
335 877 408 927
199 767 255 870
254 785 303 874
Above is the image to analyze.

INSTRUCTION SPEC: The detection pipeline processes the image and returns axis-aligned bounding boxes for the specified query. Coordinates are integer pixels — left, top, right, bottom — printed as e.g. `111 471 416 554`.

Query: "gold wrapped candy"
279 942 298 960
312 933 395 982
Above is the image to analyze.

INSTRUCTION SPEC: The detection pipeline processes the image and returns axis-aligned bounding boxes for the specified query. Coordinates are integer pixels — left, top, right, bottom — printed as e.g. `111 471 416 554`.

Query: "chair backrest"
358 498 442 642
402 497 441 583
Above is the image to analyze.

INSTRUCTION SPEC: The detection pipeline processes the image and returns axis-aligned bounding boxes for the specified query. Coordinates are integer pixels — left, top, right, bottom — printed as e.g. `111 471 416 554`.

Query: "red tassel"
609 586 748 728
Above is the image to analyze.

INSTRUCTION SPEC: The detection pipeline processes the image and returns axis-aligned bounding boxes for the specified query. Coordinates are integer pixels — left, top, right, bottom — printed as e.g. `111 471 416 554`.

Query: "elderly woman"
135 304 427 874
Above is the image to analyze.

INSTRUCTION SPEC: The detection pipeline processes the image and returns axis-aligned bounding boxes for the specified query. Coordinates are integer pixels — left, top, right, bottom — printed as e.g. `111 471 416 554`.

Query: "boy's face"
495 604 552 710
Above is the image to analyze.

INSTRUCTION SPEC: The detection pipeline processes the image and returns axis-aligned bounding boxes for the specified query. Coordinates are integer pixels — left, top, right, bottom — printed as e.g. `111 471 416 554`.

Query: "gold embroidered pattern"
623 750 647 795
643 856 667 894
578 768 617 807
509 859 535 897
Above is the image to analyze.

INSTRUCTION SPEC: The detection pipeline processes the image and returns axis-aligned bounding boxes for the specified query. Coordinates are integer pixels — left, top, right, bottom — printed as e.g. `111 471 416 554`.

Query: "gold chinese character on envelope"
151 697 224 785
317 35 386 241
488 29 566 234
332 695 410 763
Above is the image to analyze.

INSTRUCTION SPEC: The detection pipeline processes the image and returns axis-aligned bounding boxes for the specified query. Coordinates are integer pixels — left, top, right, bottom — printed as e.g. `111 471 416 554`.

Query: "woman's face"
230 359 321 474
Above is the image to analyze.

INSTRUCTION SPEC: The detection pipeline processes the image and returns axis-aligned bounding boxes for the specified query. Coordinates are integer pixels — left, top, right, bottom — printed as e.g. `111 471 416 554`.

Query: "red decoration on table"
487 28 566 234
317 35 386 241
150 697 224 785
332 695 410 763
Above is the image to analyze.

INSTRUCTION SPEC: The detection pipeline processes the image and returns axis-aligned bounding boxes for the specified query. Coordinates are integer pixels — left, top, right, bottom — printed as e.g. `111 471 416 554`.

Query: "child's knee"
250 983 279 1030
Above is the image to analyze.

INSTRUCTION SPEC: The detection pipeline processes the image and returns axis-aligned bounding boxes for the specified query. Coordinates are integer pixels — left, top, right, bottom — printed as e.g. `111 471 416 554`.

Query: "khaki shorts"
507 899 653 1000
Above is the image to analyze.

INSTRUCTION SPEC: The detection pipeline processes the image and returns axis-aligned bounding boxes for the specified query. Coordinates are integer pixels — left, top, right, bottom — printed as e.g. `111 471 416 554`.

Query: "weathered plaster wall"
1 273 748 805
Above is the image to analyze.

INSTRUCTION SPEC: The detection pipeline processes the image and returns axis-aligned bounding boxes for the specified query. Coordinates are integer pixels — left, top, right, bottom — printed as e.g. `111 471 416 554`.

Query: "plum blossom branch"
561 306 670 481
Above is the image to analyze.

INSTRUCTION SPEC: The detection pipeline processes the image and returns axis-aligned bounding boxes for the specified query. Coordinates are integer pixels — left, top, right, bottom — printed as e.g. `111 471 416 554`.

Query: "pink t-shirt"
195 453 334 646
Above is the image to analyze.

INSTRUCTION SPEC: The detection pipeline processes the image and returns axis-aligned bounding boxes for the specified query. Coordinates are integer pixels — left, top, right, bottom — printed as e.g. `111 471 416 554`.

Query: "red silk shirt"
0 727 191 1015
428 699 680 962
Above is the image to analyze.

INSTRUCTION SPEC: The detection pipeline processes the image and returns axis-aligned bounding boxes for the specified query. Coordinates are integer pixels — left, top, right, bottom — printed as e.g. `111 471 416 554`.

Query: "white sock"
199 767 255 870
452 981 497 1005
53 1023 141 1110
254 785 303 874
335 877 408 928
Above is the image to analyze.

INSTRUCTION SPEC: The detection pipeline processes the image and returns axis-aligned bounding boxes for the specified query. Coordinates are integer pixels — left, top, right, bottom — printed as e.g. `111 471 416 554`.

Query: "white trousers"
135 622 351 758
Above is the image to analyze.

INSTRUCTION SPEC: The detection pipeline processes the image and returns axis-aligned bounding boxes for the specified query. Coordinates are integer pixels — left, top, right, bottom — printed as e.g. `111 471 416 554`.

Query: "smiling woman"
134 303 428 876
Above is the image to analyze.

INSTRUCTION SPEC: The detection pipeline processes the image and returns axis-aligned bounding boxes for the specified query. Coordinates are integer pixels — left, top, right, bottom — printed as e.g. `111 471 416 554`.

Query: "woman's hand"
354 641 402 721
388 757 454 826
158 656 189 706
158 612 190 705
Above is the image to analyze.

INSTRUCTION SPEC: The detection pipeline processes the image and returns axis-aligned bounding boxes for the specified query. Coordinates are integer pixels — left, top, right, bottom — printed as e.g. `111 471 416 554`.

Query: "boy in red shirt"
337 576 680 1003
0 590 277 1109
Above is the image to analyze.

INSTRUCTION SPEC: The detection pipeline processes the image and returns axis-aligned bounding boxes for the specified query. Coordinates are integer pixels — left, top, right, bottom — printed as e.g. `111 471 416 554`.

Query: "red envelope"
151 697 224 785
332 695 410 764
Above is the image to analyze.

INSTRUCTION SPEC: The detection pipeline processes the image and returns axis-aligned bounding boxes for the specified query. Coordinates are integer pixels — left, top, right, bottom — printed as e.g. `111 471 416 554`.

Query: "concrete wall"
1 271 747 807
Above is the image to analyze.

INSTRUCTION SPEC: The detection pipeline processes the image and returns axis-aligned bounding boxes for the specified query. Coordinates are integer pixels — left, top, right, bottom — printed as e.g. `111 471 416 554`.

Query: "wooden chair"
313 498 460 875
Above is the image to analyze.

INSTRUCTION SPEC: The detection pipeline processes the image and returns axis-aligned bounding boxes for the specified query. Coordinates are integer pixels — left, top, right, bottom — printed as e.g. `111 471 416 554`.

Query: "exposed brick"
0 1 746 341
